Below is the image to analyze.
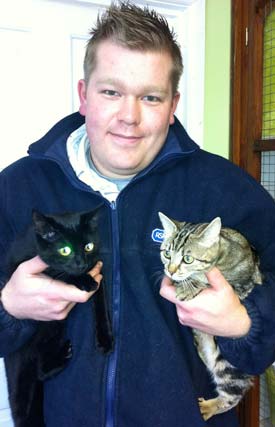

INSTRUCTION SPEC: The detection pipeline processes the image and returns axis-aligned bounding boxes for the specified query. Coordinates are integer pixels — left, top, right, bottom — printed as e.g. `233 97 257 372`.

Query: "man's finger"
205 267 228 290
159 275 178 303
20 255 48 274
45 279 96 303
87 261 103 277
52 262 103 302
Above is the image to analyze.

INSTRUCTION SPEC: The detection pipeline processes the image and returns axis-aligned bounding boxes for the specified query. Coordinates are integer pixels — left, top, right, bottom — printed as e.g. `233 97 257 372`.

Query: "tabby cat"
4 208 113 427
158 212 262 421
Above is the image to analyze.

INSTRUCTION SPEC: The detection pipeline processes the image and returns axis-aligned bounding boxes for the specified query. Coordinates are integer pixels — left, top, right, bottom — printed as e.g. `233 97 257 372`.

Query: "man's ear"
78 79 87 116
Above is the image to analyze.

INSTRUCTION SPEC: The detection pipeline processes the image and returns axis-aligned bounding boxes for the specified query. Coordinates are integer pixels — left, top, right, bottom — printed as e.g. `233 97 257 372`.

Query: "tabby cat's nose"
168 264 177 274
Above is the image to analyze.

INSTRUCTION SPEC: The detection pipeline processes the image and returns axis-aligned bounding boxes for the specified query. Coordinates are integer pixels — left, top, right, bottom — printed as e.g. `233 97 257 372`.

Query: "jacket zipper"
105 200 120 427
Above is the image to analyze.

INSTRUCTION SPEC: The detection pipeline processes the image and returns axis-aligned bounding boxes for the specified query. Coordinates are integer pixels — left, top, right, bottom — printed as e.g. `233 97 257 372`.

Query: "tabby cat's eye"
58 246 72 256
84 242 94 252
164 250 171 259
183 255 194 264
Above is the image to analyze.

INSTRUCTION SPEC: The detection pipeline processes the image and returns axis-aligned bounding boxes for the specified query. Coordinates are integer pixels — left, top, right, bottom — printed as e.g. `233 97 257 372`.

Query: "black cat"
3 208 113 427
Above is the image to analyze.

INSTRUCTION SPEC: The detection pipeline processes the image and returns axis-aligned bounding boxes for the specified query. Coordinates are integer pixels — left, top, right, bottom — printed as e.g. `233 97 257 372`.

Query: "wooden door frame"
230 0 267 426
230 0 264 180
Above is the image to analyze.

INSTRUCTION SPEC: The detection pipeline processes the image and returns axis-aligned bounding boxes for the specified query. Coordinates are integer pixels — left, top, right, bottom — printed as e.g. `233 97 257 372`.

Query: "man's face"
78 40 180 179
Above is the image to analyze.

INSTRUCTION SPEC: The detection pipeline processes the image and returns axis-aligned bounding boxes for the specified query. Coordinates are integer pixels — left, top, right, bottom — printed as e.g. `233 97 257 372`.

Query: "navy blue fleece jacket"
1 112 275 427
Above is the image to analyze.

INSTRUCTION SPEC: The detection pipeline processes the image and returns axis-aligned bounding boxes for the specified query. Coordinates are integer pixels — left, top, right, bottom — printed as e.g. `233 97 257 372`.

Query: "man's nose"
117 96 141 125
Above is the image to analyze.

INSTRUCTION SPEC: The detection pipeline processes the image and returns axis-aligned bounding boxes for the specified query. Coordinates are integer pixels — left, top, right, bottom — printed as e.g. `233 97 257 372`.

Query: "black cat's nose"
74 256 84 268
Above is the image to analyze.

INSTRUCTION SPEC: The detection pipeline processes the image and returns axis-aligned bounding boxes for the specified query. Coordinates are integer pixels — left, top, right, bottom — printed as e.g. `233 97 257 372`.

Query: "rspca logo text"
151 228 164 243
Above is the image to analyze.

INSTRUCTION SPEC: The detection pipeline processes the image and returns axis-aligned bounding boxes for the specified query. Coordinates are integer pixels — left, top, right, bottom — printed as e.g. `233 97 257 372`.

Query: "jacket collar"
28 112 199 175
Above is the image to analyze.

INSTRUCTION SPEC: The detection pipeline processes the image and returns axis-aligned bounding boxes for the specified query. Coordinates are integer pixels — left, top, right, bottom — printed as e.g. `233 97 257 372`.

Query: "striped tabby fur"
158 212 262 421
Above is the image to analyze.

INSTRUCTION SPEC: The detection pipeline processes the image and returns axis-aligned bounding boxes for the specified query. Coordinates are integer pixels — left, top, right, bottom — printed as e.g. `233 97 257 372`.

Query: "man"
1 2 275 426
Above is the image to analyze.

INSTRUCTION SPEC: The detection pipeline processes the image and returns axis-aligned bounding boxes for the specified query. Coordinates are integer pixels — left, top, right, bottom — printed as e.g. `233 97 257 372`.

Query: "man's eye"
143 95 160 103
102 90 120 97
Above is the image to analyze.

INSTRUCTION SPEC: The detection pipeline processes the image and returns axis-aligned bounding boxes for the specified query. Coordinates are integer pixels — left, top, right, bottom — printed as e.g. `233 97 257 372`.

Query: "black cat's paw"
64 340 73 360
95 324 114 354
96 333 114 354
38 340 73 381
77 275 99 292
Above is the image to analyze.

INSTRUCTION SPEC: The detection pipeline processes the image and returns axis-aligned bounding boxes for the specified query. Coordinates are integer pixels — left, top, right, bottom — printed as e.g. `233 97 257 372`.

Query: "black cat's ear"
32 210 58 241
32 209 46 225
83 204 103 227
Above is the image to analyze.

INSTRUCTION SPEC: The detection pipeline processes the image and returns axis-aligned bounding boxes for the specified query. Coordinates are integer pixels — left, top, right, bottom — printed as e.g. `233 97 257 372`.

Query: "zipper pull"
110 200 116 210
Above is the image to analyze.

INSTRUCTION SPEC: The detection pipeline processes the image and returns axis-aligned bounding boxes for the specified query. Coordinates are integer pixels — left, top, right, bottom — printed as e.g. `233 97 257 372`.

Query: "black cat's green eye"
183 255 194 264
58 246 72 256
84 242 94 252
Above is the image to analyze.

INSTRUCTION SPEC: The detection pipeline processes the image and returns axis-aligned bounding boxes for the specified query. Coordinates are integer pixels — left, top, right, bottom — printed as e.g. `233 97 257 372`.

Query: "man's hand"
1 256 103 321
160 267 251 338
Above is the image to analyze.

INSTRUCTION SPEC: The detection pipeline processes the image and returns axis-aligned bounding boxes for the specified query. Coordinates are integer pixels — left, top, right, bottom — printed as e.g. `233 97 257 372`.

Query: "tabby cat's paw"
198 397 220 421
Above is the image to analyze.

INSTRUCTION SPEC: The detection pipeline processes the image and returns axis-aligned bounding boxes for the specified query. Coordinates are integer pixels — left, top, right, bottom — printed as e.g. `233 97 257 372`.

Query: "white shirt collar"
66 124 120 203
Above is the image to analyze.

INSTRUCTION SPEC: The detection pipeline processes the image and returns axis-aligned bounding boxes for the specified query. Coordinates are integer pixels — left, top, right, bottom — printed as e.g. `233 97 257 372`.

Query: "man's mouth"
109 132 143 145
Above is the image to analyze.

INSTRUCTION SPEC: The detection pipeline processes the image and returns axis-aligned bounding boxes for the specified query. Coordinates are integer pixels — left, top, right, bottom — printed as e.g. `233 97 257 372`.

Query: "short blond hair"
83 1 183 95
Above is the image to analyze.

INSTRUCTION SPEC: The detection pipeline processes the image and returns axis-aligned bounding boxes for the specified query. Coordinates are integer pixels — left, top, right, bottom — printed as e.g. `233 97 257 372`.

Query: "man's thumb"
20 255 48 275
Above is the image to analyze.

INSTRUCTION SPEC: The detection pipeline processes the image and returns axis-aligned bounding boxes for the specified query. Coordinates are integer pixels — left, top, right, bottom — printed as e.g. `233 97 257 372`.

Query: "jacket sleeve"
0 174 37 357
0 285 37 357
216 174 275 375
217 272 275 375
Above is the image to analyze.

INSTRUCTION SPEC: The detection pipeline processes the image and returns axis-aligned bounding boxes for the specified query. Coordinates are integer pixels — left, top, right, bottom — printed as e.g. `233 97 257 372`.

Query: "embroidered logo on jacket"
151 228 164 243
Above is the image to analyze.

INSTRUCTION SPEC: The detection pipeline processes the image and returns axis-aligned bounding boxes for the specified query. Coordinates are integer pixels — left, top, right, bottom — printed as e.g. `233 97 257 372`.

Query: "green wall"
203 0 231 158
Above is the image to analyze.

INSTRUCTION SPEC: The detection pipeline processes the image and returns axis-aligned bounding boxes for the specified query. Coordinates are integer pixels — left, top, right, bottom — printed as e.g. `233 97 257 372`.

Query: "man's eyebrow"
96 78 169 95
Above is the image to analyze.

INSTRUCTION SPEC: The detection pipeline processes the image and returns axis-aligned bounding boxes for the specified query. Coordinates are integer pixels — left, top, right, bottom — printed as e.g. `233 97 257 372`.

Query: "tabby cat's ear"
198 217 221 247
158 212 177 238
